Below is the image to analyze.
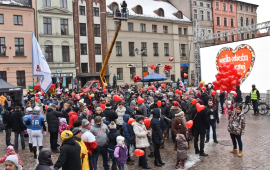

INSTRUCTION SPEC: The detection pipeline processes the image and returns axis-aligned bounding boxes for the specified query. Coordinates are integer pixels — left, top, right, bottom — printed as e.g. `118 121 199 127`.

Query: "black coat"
160 104 170 118
11 110 24 133
192 109 209 134
46 108 63 133
3 110 12 129
35 148 53 170
206 106 219 124
78 113 92 122
61 107 71 124
150 103 158 111
103 108 118 122
200 93 209 106
181 100 188 113
107 129 119 150
235 86 242 103
54 137 81 170
219 92 225 102
151 109 163 145
82 95 90 105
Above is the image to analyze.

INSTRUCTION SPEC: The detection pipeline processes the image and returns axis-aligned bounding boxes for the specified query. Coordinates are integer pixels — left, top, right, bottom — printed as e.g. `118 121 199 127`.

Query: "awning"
29 81 56 90
76 73 110 78
140 72 168 82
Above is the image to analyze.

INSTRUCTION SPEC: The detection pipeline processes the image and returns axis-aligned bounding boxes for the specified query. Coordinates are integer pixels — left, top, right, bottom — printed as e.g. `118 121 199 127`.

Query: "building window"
252 34 255 38
184 28 187 35
80 23 86 36
165 71 170 77
251 18 254 25
153 43 158 56
0 37 5 56
181 44 186 56
230 4 233 12
154 67 159 74
231 18 234 27
117 68 123 80
193 1 197 6
207 30 212 35
13 15 22 25
140 23 146 32
81 63 88 73
16 71 25 88
200 2 203 7
216 2 219 10
129 42 134 56
116 42 122 56
152 25 157 33
158 8 164 17
96 63 102 73
232 35 235 41
246 18 249 26
95 44 101 55
200 10 204 20
15 38 24 56
142 67 148 74
0 14 3 24
94 24 100 37
137 6 143 14
223 3 226 11
194 9 197 19
45 45 53 62
240 17 243 26
247 34 249 39
128 22 133 31
225 33 228 41
217 17 220 26
207 11 210 21
177 11 182 19
207 4 210 8
201 29 205 36
164 43 169 56
93 7 99 16
43 0 51 6
62 46 69 62
178 28 182 35
114 21 120 30
80 44 87 55
245 6 248 11
224 18 227 26
79 6 85 15
141 42 147 55
43 18 52 35
0 71 7 81
217 31 221 41
163 26 168 33
60 19 68 35
130 68 136 79
240 5 242 10
251 7 253 13
60 0 67 8
241 33 244 40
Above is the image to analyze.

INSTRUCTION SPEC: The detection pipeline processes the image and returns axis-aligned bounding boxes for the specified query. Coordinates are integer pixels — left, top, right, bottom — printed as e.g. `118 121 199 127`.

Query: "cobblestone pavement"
0 110 269 170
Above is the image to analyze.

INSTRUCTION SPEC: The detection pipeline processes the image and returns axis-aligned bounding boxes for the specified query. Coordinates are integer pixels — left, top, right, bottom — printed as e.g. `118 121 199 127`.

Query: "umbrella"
140 72 168 82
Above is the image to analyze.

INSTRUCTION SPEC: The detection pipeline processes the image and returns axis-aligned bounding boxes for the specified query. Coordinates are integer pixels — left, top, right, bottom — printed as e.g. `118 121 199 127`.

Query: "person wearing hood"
54 130 81 170
199 91 209 106
168 102 182 143
151 108 165 167
122 114 135 165
114 136 128 170
160 100 170 140
58 118 70 136
125 100 140 119
103 104 118 123
107 122 119 170
150 99 159 111
4 96 14 108
175 134 188 169
90 116 110 170
115 103 126 136
35 148 53 170
72 128 90 170
180 96 189 113
132 116 151 169
3 107 13 147
4 155 22 170
68 107 80 128
46 104 63 153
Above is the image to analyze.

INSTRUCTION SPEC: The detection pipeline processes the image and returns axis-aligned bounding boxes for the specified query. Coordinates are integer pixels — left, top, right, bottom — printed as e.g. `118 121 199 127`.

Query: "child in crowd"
175 134 188 169
59 118 70 136
114 136 128 170
0 146 23 167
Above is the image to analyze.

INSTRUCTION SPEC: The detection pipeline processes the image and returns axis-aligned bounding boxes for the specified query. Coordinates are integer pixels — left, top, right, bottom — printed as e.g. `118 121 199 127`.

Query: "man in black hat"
103 104 118 123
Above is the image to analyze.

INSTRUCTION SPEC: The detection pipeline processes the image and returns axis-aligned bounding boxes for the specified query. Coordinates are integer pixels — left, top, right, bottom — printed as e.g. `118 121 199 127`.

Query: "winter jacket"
54 137 82 170
82 95 90 105
192 108 209 134
100 102 107 110
81 129 97 153
0 152 23 166
35 148 53 170
235 86 242 103
206 106 219 124
59 123 70 135
125 106 136 118
11 110 24 133
46 108 63 133
181 100 188 113
186 104 196 121
107 129 119 150
160 115 168 132
62 107 71 124
228 112 245 135
219 92 225 102
46 100 57 106
172 117 187 137
90 122 109 147
160 103 170 118
68 111 79 128
0 95 6 106
92 111 105 119
151 108 163 145
138 103 148 117
115 106 126 125
78 113 92 122
122 114 135 146
175 134 188 160
150 103 158 111
74 136 89 170
103 108 118 123
200 92 209 106
132 121 150 148
3 110 12 129
114 144 128 165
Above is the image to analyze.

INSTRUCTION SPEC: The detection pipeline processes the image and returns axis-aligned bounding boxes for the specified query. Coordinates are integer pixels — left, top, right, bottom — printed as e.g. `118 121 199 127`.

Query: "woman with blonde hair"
93 107 105 119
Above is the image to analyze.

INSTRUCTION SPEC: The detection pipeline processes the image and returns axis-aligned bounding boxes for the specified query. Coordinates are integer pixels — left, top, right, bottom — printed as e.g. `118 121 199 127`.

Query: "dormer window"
112 2 119 11
137 5 143 14
158 8 164 17
177 11 183 19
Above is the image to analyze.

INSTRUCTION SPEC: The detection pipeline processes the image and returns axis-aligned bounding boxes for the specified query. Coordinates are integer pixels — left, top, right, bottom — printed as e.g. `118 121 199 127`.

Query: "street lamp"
2 45 7 56
135 48 146 86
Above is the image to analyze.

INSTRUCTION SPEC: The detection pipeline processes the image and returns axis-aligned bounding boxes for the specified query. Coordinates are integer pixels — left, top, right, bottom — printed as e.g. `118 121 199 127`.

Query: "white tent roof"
106 0 191 22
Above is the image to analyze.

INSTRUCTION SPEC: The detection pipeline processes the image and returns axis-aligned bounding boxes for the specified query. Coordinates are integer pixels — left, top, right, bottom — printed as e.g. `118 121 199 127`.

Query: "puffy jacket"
160 102 170 118
46 108 63 133
132 121 150 148
169 106 181 123
192 108 209 134
54 137 82 170
74 136 89 170
11 110 24 133
115 106 126 125
138 103 147 117
181 100 188 113
35 148 53 170
228 112 245 135
151 108 163 145
81 129 97 153
175 134 188 160
160 115 168 132
122 114 134 146
90 122 109 147
103 108 118 123
107 129 119 150
172 116 187 137
68 111 79 128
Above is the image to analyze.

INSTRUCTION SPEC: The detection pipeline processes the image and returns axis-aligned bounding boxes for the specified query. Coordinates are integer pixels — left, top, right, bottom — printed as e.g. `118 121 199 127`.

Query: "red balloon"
196 103 205 112
228 75 235 83
77 97 80 100
230 80 237 86
191 99 196 105
213 86 220 91
147 87 150 91
232 69 238 76
35 97 39 102
114 95 119 101
199 82 203 88
232 86 237 91
186 95 189 99
219 66 224 72
72 93 76 98
137 96 144 104
220 89 224 93
144 117 149 120
202 87 206 91
79 93 84 96
221 85 227 91
45 105 48 110
35 93 38 97
211 91 216 96
134 149 145 157
144 119 151 128
179 91 182 95
88 96 92 100
229 63 235 70
118 96 122 101
128 118 135 125
103 89 107 93
234 93 237 97
103 86 106 90
175 90 179 94
140 89 143 93
41 91 44 95
169 57 174 61
236 73 242 79
184 73 188 78
188 91 191 95
56 105 58 109
186 120 193 129
161 84 165 88
157 101 162 107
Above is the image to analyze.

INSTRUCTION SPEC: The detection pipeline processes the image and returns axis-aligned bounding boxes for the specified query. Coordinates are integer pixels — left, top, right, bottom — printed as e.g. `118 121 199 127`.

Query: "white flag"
32 33 52 92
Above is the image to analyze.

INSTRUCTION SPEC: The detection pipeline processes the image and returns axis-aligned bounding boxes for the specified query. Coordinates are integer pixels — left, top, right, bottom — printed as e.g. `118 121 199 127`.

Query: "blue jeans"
14 131 25 150
230 133 243 151
108 148 116 166
206 122 217 141
118 164 124 170
6 128 12 147
92 145 109 170
220 101 224 113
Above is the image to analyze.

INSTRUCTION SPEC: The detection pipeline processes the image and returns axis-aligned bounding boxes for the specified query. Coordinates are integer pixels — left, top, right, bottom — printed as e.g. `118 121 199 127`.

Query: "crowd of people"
0 81 257 170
